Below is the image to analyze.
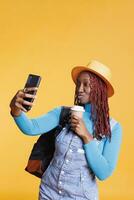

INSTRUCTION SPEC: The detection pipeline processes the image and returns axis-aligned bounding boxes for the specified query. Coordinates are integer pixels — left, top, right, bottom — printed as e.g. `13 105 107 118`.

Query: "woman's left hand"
69 114 93 144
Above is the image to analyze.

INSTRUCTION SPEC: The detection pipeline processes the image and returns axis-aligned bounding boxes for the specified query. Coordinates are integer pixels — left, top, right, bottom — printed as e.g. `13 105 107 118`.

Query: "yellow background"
0 0 133 199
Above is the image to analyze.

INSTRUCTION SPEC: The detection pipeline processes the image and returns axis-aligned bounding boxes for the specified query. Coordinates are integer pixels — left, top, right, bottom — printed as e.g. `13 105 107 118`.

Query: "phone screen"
23 74 41 111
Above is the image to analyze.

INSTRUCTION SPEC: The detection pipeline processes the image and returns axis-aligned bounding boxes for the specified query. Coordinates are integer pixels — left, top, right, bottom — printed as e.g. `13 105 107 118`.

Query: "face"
75 71 91 105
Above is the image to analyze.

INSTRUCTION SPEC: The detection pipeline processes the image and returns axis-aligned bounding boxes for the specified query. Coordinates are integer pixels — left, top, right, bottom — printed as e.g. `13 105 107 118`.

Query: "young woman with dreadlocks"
10 60 122 200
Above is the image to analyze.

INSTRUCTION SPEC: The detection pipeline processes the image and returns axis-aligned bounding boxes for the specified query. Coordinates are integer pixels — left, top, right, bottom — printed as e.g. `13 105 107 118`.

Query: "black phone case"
23 74 41 111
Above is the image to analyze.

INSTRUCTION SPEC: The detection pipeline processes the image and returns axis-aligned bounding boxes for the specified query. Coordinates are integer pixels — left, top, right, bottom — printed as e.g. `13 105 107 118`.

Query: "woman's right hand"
10 87 38 117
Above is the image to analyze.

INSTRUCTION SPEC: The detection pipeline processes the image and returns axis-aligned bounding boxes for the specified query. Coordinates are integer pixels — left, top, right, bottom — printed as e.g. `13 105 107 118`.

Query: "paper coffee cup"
71 105 85 118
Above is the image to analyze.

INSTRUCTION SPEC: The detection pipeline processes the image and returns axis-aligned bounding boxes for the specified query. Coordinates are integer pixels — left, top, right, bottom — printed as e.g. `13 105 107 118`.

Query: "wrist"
10 109 22 117
82 133 93 144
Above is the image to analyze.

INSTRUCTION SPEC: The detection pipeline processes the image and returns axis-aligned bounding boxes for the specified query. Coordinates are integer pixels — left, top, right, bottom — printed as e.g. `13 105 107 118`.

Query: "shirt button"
69 149 73 153
59 181 62 185
61 170 64 174
66 159 69 163
59 190 62 194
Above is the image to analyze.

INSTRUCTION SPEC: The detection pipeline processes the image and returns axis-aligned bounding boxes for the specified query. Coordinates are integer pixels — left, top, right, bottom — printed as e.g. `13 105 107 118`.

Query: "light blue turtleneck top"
13 104 122 181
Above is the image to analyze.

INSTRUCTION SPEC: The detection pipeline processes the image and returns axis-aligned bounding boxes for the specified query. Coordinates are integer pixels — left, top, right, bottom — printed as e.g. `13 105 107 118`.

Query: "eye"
76 80 90 88
83 82 90 87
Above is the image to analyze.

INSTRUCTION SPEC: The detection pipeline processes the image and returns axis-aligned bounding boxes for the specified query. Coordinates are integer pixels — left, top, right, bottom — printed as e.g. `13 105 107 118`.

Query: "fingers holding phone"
23 88 38 105
10 74 41 117
23 74 41 111
10 87 37 116
22 87 38 111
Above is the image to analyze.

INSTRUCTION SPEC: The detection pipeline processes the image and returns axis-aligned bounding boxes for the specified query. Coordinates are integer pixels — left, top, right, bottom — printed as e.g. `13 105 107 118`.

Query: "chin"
77 100 87 106
77 102 84 106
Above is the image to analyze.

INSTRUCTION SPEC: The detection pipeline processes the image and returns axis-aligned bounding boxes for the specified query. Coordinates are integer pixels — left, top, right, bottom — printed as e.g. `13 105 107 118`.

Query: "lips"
77 94 85 98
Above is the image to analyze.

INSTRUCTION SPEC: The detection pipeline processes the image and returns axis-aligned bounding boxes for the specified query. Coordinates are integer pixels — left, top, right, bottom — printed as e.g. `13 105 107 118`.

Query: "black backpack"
25 106 70 178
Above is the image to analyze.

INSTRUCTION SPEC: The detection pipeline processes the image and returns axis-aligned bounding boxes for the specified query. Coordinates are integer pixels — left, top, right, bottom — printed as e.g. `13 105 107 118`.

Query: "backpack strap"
54 106 70 137
59 106 71 127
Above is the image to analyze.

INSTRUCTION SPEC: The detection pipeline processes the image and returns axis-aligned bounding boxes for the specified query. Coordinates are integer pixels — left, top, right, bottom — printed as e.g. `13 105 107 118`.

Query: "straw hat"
71 60 114 97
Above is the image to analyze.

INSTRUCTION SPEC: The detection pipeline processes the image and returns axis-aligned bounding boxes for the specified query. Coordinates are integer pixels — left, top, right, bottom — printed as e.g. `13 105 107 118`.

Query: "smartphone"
23 74 41 111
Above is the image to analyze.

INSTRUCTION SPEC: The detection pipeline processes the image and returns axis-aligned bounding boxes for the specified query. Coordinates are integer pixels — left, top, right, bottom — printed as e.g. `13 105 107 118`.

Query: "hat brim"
71 66 114 97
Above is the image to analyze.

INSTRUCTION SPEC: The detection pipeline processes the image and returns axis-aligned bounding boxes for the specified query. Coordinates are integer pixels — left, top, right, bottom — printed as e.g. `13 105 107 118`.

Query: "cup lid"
71 105 85 112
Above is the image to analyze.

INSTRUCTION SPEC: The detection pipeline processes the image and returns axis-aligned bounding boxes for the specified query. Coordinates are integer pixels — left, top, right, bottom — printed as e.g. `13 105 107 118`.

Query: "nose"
78 83 84 92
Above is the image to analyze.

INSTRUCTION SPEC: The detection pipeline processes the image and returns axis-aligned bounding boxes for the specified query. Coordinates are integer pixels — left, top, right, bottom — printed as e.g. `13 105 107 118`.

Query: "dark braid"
74 71 111 141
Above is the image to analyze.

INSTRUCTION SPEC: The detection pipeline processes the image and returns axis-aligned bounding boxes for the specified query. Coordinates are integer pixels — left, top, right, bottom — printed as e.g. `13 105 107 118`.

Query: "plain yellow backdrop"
0 0 133 199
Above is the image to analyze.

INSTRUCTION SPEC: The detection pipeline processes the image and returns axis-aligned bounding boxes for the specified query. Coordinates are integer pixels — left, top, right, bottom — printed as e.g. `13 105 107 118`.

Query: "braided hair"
74 71 111 140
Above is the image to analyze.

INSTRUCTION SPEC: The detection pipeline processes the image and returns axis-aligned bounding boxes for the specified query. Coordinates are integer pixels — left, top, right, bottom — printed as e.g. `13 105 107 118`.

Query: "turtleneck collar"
84 103 91 113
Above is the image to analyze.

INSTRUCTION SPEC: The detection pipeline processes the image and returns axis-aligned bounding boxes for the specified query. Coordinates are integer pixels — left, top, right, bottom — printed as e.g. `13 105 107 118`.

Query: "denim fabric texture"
39 125 99 200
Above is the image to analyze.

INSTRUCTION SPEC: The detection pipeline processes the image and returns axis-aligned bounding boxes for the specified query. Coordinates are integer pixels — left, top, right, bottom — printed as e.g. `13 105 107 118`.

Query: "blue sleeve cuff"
83 139 100 151
13 111 26 120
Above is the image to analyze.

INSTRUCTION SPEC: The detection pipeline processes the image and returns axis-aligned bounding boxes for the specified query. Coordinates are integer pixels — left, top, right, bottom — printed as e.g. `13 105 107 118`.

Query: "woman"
10 60 122 200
